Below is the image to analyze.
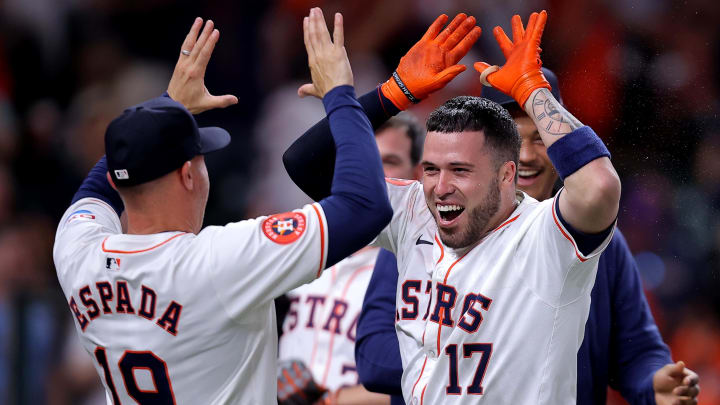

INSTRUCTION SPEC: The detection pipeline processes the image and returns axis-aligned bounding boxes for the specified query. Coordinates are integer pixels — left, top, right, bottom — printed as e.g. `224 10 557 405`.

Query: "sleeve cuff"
322 85 361 115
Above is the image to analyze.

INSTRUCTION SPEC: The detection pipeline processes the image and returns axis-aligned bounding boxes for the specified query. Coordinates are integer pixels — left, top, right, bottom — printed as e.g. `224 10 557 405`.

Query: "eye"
423 166 438 174
453 167 469 173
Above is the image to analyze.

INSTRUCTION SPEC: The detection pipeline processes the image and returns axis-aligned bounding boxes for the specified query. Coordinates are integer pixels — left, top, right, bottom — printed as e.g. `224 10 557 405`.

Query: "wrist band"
546 126 610 180
392 71 420 104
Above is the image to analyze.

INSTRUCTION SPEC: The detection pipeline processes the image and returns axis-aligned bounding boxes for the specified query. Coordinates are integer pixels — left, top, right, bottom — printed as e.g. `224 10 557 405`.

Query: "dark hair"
426 96 520 169
376 113 425 165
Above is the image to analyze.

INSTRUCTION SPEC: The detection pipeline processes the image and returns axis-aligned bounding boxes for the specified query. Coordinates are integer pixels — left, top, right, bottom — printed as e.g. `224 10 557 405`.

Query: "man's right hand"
380 13 481 110
298 8 353 99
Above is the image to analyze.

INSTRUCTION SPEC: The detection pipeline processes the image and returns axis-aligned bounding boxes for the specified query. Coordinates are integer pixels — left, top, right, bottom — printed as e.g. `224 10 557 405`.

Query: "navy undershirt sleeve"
605 231 671 404
317 86 392 267
356 249 404 398
283 86 399 201
71 156 124 217
554 196 613 255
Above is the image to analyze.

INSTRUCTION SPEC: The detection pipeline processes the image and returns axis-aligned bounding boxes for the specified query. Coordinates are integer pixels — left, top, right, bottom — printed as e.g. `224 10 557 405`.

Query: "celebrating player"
285 10 625 404
53 10 392 404
356 68 701 405
276 13 479 404
278 114 425 405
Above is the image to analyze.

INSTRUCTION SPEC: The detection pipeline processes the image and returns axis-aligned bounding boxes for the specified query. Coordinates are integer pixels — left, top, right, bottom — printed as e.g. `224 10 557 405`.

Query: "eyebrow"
421 160 475 167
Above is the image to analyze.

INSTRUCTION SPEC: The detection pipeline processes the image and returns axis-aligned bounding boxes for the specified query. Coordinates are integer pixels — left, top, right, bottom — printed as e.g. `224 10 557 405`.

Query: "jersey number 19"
95 347 176 404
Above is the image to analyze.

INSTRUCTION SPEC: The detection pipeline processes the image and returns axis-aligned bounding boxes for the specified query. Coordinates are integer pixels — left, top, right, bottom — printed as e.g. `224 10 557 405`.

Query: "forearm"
72 156 124 217
318 85 392 267
283 86 399 201
526 88 620 233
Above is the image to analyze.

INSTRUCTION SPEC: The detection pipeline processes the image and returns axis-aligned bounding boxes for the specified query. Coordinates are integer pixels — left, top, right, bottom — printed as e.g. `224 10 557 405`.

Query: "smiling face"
514 114 558 201
422 130 504 248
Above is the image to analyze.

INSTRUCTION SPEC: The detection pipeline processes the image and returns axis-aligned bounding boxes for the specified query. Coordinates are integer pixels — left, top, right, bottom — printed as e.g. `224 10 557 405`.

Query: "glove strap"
392 71 421 104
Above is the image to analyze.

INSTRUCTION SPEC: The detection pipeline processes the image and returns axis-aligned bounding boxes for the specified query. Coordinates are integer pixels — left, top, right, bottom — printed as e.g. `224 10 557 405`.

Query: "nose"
519 141 535 165
434 170 455 198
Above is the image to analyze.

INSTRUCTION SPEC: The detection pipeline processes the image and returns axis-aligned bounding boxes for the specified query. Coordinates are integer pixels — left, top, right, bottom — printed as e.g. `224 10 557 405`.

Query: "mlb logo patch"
105 257 121 270
262 212 307 244
114 169 129 180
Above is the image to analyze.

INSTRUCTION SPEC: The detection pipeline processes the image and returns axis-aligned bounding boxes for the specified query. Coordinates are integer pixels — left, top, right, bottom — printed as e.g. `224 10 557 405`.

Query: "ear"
500 161 516 185
180 161 194 191
106 172 118 191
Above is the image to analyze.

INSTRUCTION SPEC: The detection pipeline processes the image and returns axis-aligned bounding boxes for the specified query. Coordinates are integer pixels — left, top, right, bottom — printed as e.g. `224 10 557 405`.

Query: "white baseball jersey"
278 246 379 391
53 197 329 405
373 179 613 405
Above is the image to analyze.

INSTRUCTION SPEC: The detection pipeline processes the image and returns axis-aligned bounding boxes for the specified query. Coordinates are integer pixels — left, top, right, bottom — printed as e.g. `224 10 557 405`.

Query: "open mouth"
518 168 543 186
437 204 465 223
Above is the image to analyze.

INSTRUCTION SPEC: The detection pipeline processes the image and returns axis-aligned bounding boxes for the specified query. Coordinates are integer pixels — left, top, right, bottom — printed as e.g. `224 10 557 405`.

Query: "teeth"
437 205 463 212
518 169 539 177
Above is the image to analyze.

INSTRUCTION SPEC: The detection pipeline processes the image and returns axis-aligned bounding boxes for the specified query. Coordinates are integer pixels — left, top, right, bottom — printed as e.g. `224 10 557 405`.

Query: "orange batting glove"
474 10 551 107
381 13 481 110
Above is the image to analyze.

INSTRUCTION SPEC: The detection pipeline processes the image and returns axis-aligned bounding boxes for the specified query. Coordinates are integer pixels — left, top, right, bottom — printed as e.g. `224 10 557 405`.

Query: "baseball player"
277 114 425 405
277 15 480 404
53 10 392 404
355 69 701 405
285 10 624 404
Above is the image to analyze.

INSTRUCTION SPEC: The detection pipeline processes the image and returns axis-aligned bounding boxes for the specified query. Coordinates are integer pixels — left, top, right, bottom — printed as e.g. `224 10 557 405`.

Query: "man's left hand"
167 17 238 114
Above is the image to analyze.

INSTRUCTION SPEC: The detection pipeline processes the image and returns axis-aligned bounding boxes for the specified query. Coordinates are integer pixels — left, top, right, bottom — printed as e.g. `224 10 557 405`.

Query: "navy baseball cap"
481 67 563 108
105 96 230 187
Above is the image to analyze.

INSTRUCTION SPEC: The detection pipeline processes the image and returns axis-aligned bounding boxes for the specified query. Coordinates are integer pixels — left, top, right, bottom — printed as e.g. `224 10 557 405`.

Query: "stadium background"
0 0 718 403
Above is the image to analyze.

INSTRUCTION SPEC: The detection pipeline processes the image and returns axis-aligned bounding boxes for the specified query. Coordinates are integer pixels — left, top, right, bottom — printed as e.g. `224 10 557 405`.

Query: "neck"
124 200 196 235
480 188 519 237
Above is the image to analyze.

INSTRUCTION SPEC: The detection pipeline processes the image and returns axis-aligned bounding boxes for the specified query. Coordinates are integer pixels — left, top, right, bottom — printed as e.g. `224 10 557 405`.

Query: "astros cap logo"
262 212 306 244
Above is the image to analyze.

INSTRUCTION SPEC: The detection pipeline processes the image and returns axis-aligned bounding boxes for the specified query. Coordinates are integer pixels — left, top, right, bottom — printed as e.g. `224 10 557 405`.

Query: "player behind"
284 10 626 404
53 9 392 404
276 14 481 404
355 68 701 405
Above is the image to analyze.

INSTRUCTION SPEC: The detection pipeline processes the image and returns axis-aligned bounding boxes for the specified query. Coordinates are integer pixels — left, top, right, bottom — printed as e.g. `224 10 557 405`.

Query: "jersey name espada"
373 180 613 405
54 198 328 404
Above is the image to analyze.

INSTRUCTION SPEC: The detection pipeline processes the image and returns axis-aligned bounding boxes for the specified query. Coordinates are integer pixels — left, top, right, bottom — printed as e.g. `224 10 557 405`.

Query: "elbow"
582 162 621 220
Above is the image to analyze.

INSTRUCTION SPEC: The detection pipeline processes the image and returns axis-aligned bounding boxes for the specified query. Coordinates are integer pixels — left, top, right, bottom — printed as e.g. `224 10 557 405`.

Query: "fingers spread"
333 12 344 48
192 20 215 62
493 26 514 58
530 10 547 43
210 94 239 109
303 16 314 58
309 8 332 49
448 26 481 63
422 14 449 41
435 13 467 44
196 29 219 74
510 14 525 43
526 12 539 37
473 61 491 73
180 17 203 57
443 16 476 51
298 83 320 99
435 64 466 84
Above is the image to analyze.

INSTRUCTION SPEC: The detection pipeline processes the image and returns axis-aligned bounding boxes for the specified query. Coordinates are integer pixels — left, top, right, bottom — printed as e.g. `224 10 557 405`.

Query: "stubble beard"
438 177 501 249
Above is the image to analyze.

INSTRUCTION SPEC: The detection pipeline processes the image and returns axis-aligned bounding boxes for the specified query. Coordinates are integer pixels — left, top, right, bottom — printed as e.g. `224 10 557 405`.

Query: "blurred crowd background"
0 0 718 404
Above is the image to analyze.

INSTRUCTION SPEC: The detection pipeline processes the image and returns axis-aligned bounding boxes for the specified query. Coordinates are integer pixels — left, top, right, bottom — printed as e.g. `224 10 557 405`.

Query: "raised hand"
167 18 238 114
474 10 551 108
654 361 700 405
298 8 353 99
381 13 482 110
